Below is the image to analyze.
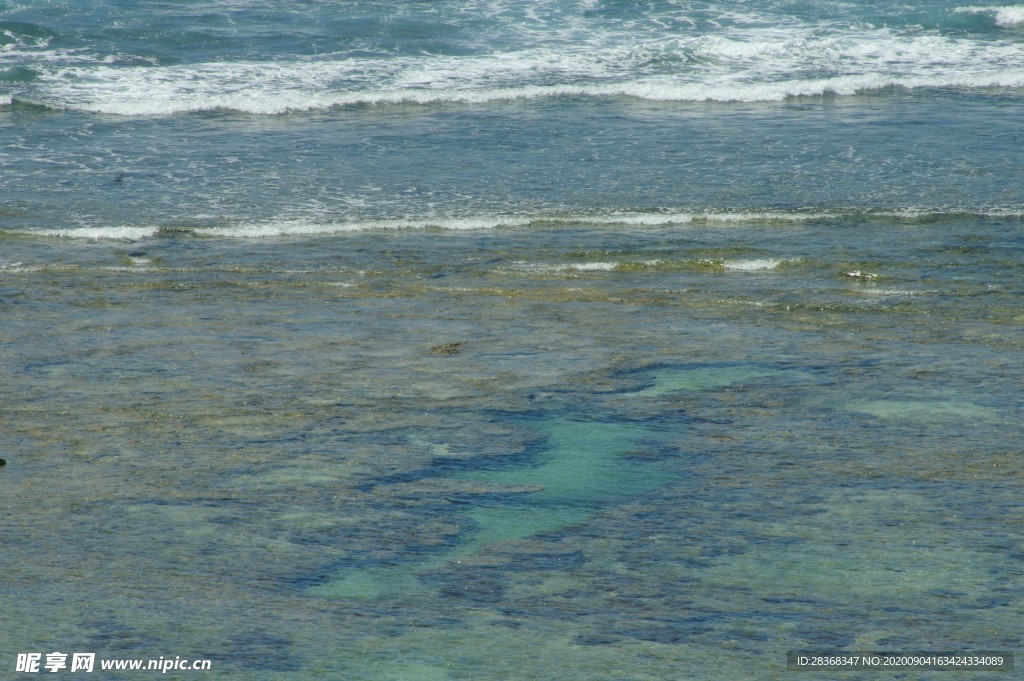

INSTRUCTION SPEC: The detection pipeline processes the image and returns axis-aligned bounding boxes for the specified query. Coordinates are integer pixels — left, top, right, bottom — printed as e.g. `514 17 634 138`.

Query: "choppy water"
2 1 1023 679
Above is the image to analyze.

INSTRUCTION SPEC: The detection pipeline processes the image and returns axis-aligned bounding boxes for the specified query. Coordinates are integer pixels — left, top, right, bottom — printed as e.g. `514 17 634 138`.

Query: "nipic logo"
15 652 210 673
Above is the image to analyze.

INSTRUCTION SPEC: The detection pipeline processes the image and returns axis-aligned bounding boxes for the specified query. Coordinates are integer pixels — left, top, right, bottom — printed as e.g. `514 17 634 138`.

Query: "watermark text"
16 653 211 674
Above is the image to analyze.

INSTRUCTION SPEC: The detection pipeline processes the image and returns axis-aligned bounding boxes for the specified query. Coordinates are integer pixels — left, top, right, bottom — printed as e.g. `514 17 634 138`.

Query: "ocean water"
2 1 1023 679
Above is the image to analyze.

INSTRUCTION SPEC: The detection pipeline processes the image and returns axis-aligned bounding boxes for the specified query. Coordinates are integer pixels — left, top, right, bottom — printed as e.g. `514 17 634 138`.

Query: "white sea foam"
1 212 813 241
197 211 828 237
502 260 634 274
197 216 540 237
0 28 118 71
507 261 621 273
698 212 824 223
603 211 826 225
29 226 161 240
0 261 44 273
22 22 1024 115
854 287 933 297
6 207 1021 241
955 5 1024 27
33 69 1024 114
722 258 784 271
565 262 619 271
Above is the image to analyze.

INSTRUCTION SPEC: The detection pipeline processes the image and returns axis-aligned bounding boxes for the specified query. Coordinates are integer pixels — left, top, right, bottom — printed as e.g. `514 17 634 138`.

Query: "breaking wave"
11 25 1024 115
5 208 1023 240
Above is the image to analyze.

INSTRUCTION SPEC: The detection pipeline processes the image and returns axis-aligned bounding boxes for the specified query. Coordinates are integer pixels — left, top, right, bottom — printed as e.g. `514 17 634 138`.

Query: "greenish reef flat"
1 217 1021 679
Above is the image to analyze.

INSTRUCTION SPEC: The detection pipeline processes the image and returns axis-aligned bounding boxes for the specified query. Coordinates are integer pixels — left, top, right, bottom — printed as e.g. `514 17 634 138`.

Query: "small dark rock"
429 341 466 356
0 458 6 466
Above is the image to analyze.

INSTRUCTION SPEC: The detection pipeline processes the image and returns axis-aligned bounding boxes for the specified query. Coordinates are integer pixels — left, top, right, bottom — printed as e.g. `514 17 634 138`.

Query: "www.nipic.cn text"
16 653 211 674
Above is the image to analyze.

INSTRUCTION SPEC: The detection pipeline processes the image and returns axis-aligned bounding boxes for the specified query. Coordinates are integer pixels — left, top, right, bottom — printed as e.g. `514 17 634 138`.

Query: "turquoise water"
3 219 1021 679
2 0 1023 679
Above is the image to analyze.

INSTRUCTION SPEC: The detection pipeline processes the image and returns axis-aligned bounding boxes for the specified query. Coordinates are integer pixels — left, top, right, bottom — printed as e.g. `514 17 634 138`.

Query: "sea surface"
1 1 1023 679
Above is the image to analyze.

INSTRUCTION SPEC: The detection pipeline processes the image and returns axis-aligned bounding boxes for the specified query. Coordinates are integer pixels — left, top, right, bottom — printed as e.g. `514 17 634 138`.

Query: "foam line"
20 26 1024 115
5 208 1023 240
955 5 1024 27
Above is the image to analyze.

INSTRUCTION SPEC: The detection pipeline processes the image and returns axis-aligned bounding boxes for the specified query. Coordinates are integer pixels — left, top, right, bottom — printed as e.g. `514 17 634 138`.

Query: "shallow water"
2 215 1022 679
2 0 1024 677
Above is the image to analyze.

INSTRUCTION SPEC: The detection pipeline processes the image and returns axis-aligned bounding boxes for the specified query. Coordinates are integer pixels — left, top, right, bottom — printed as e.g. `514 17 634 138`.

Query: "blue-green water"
2 1 1023 679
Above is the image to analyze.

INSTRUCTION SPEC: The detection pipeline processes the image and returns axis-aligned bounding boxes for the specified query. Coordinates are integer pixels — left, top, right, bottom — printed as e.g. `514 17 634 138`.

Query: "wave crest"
17 26 1024 115
7 208 1024 240
956 5 1024 27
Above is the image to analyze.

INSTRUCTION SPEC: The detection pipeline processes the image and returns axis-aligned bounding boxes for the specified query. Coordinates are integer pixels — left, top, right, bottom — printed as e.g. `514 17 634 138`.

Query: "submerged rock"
630 366 773 397
845 399 999 423
375 478 545 499
429 341 466 355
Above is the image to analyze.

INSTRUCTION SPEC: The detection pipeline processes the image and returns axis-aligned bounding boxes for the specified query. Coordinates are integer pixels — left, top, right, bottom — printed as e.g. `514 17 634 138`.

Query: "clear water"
1 1 1023 679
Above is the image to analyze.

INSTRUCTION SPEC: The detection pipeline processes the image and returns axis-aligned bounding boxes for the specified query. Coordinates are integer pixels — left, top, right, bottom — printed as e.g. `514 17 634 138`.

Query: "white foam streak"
199 216 541 237
694 211 824 223
37 70 1024 115
956 5 1024 27
503 259 660 274
723 258 783 271
2 211 817 241
565 262 619 271
855 288 928 297
25 24 1024 115
7 208 1024 241
200 211 822 237
30 226 161 240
